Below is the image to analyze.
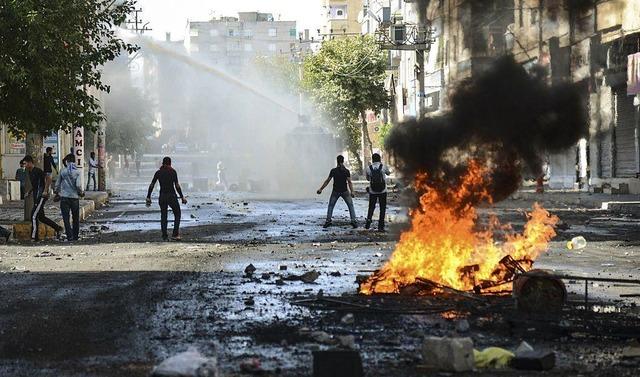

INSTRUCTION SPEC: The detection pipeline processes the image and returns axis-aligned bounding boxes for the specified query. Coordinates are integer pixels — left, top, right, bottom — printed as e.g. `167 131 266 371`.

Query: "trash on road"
511 350 556 370
473 347 514 369
567 236 587 250
151 347 218 377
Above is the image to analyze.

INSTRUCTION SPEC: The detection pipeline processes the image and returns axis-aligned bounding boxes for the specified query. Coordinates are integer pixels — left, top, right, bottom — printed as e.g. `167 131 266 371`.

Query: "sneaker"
365 219 372 229
162 236 169 241
322 221 332 228
351 222 358 229
55 230 63 241
171 235 182 241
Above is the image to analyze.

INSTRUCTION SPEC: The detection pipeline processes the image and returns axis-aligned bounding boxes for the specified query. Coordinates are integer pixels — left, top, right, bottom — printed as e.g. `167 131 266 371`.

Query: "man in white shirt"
86 151 98 191
365 153 391 231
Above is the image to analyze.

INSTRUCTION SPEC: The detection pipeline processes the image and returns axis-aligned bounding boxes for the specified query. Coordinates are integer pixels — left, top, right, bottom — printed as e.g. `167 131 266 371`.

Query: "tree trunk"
26 133 44 168
96 122 107 191
350 144 364 176
24 133 43 220
361 111 374 170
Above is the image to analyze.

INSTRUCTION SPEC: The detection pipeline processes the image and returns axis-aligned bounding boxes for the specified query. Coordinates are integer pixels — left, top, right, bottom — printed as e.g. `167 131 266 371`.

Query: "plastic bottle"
567 236 587 250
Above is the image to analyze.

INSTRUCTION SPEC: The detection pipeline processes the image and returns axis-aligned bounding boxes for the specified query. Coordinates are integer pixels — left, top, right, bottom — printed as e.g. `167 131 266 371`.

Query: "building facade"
321 0 364 39
366 0 640 194
187 12 298 71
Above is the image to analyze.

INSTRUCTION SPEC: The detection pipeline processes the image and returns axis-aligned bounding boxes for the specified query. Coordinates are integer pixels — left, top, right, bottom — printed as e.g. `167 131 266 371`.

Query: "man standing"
365 153 391 232
23 155 63 241
146 157 187 241
86 151 98 191
14 159 27 199
43 147 58 177
55 155 83 241
317 155 357 229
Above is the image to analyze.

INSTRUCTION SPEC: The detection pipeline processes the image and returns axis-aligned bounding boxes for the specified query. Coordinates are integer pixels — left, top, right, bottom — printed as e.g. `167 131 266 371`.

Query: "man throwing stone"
146 157 187 241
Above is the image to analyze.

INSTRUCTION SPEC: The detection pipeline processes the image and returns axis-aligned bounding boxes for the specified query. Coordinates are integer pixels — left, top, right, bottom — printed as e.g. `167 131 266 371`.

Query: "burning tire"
513 270 566 314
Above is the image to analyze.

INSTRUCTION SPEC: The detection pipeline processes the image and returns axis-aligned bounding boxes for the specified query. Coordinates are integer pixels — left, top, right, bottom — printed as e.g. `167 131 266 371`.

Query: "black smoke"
385 56 588 203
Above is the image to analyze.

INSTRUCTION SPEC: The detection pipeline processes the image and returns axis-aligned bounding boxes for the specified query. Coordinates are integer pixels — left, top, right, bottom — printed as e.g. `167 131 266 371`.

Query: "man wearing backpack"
365 153 391 231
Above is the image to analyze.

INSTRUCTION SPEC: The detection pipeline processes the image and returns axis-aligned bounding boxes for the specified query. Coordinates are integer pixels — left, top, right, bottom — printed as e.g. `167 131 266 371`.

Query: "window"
289 28 296 37
189 28 199 37
209 29 219 37
190 43 199 52
268 28 277 37
330 5 347 19
228 29 235 37
268 43 277 52
209 44 218 52
244 43 252 52
244 29 253 37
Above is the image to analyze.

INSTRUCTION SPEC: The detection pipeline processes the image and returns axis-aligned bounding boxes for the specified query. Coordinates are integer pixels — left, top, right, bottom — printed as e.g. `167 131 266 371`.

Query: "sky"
135 0 326 41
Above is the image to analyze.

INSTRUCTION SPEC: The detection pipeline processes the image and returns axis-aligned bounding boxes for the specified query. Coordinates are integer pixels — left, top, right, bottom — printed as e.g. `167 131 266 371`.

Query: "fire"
360 160 559 294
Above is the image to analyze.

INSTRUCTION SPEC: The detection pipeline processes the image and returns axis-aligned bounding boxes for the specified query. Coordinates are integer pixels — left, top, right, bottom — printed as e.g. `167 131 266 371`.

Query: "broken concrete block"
511 350 556 371
422 336 474 372
152 347 218 377
313 350 363 377
244 264 256 275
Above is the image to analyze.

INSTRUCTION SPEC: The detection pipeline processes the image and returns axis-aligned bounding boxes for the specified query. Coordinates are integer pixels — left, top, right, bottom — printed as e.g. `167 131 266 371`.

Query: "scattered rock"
244 297 255 306
151 347 218 377
455 319 470 333
622 341 640 359
275 278 285 286
300 270 320 284
338 335 356 349
515 341 534 355
422 336 474 372
311 331 333 344
330 271 342 277
341 313 355 325
260 273 271 280
244 264 256 276
279 265 287 271
34 251 56 258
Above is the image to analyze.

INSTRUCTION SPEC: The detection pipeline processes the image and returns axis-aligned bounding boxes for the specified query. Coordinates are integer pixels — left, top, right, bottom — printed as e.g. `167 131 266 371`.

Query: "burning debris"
360 56 588 295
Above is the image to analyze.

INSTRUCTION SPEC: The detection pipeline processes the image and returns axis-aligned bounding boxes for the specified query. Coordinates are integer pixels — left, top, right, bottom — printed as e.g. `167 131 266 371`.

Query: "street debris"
151 347 218 377
567 236 587 250
455 319 470 333
313 350 363 377
244 264 256 276
340 313 354 324
239 358 263 374
422 336 474 372
511 350 556 371
473 347 514 369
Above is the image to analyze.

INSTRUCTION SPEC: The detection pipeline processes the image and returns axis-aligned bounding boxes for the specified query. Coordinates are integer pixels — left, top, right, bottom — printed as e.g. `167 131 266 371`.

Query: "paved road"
0 186 639 376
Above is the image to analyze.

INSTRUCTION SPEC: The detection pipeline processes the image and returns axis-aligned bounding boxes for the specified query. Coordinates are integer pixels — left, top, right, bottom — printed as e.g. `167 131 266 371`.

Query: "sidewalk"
0 192 109 240
511 188 640 209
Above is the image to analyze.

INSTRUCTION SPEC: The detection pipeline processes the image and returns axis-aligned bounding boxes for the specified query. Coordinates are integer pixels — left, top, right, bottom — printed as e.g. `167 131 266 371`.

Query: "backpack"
370 164 386 192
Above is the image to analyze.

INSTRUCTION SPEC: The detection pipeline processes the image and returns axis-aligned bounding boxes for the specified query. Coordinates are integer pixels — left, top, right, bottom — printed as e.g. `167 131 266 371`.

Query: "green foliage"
378 122 393 146
0 0 138 136
302 36 389 162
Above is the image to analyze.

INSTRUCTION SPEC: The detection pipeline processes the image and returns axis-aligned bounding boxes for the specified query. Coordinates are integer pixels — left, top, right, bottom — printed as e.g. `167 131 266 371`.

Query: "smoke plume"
385 56 588 203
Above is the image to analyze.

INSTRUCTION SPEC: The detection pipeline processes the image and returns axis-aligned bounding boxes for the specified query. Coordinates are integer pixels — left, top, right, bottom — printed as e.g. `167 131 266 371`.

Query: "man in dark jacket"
43 147 58 177
146 157 187 241
23 155 63 241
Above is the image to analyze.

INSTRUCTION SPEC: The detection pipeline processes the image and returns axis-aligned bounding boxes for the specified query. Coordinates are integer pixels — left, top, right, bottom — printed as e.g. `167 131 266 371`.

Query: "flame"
360 160 558 294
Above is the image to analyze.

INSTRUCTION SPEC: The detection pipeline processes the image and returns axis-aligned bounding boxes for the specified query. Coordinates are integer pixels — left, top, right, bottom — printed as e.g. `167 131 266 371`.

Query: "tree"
0 0 138 162
303 36 389 172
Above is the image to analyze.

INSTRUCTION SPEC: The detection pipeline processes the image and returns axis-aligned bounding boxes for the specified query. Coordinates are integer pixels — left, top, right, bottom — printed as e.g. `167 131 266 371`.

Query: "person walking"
216 161 228 191
15 159 27 199
43 147 58 177
23 155 63 241
55 155 84 242
146 157 187 241
317 155 357 229
365 153 391 232
86 151 98 191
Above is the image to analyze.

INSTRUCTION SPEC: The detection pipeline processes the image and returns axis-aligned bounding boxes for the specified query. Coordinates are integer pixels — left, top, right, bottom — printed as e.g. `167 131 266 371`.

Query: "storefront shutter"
614 90 638 177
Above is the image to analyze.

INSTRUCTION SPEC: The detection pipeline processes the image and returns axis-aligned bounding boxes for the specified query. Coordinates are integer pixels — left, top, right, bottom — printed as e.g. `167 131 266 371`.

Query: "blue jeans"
60 197 80 240
326 191 356 223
